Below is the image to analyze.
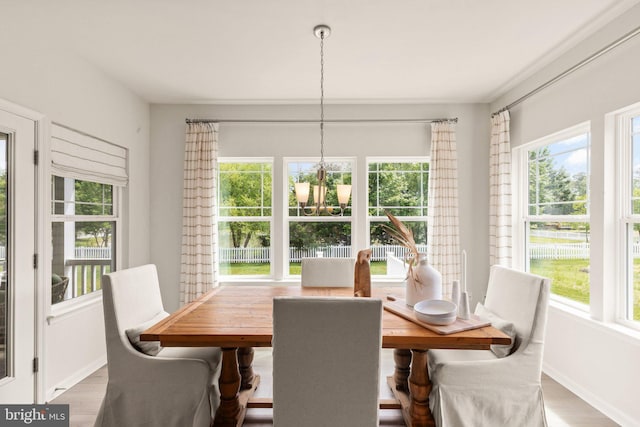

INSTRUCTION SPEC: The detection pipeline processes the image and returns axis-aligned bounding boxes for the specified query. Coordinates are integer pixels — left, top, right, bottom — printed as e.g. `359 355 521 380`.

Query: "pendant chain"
319 32 325 168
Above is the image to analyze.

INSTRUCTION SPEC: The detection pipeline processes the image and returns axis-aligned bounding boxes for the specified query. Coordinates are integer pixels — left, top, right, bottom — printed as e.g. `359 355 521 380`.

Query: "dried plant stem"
383 210 422 284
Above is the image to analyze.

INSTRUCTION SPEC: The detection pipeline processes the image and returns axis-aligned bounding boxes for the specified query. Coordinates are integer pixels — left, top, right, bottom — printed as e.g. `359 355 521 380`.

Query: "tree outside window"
218 160 273 276
287 159 353 275
621 113 640 323
51 176 116 303
368 159 429 276
524 129 591 307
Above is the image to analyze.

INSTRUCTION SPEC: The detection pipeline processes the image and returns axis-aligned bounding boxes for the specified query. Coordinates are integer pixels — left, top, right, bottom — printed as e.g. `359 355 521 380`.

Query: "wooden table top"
141 286 511 350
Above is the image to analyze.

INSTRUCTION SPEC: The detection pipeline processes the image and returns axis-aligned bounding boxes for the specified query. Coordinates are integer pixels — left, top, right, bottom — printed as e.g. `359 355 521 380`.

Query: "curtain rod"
492 24 640 117
185 117 458 124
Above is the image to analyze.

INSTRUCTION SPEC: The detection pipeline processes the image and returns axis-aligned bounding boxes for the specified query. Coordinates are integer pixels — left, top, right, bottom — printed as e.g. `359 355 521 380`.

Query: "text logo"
0 405 69 426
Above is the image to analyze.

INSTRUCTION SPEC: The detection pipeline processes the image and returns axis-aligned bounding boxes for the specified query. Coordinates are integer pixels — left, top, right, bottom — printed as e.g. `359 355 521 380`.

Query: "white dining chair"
300 257 355 287
95 264 221 427
427 265 551 427
272 296 382 427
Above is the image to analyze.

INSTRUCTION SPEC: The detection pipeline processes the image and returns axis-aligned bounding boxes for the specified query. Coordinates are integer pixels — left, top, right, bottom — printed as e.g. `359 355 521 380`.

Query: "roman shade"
51 124 128 186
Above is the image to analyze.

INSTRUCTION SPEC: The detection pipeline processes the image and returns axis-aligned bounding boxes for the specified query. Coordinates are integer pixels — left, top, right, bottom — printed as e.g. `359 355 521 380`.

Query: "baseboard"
543 363 637 427
46 356 107 402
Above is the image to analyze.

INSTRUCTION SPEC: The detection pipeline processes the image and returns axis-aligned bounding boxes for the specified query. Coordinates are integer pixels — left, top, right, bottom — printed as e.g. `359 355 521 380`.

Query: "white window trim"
366 156 430 279
49 183 121 317
283 156 356 279
217 157 274 280
513 122 591 311
614 102 640 330
220 156 430 283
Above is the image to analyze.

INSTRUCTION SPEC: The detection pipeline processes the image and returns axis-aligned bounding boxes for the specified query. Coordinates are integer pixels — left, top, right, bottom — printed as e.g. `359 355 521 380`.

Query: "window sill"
549 299 640 343
46 291 103 325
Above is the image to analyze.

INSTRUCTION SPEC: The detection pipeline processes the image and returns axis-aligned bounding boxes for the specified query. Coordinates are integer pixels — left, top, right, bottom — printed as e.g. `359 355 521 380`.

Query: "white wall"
491 4 640 425
150 103 490 312
0 45 150 400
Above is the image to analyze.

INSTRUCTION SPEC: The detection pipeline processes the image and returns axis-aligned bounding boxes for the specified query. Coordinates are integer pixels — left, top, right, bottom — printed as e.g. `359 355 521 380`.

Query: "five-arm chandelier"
294 24 352 216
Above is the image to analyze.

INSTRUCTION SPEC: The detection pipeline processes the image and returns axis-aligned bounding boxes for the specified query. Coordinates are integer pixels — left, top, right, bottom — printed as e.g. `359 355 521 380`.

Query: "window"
286 158 353 275
217 156 431 281
515 124 590 308
218 159 273 277
367 158 429 277
617 106 640 325
51 176 117 303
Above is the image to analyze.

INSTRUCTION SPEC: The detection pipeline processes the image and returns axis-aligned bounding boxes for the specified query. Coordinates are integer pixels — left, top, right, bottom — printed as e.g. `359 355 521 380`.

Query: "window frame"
513 122 591 311
366 156 430 279
615 104 640 330
217 157 274 280
283 156 356 278
50 176 121 307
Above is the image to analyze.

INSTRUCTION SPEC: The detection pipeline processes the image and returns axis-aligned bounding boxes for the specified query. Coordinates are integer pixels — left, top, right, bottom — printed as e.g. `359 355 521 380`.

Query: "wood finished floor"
51 348 619 427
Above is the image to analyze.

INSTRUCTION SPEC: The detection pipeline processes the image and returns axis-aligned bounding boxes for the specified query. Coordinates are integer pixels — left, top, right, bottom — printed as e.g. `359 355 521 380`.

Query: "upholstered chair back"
97 264 220 427
300 257 355 287
427 265 551 426
272 297 382 427
104 264 165 336
484 265 550 360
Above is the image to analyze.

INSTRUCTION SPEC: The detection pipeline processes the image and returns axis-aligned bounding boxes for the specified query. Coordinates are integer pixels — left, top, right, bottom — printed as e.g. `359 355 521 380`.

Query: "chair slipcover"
428 265 551 427
95 264 221 427
272 297 382 427
300 257 355 287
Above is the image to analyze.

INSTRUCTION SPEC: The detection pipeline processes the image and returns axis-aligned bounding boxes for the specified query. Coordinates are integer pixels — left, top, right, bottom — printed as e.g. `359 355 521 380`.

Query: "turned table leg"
213 347 242 426
238 347 255 390
393 348 412 393
408 349 435 427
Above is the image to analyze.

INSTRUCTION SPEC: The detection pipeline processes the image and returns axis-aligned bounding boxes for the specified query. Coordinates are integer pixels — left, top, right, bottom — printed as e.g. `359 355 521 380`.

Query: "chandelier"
294 24 352 216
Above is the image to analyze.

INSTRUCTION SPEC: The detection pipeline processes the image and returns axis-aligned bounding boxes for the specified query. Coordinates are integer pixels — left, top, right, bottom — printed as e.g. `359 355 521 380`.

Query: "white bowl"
414 299 457 326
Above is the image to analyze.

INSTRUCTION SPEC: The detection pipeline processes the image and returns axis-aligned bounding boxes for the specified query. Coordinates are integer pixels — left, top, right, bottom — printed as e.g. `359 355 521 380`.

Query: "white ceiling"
4 0 639 104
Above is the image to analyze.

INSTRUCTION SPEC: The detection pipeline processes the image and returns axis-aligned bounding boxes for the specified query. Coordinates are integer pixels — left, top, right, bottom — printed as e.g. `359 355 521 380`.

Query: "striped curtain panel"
427 121 461 299
179 122 219 305
489 110 512 267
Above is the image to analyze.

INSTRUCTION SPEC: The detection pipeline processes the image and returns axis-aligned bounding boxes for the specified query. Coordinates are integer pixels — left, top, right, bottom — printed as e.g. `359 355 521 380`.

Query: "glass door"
0 110 37 403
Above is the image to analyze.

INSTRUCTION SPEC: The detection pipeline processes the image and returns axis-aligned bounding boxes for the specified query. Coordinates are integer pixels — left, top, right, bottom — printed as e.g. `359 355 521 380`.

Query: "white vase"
405 253 442 307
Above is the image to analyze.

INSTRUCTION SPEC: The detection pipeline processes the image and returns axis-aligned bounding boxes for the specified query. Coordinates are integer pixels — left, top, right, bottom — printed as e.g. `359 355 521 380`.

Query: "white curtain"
489 111 512 267
179 122 218 305
427 121 461 299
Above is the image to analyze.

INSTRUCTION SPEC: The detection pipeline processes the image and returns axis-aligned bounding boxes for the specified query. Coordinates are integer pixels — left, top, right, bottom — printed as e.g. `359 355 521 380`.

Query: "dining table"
141 285 511 427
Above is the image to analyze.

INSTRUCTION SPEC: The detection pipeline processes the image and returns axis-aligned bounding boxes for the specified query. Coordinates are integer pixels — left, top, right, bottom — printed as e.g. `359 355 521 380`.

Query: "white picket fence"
529 243 589 259
220 242 640 263
74 247 112 259
0 246 112 261
219 244 430 263
1 241 639 265
529 242 640 259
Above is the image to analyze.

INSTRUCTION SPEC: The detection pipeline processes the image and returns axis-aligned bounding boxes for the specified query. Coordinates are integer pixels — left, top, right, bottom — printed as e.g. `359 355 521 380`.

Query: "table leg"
408 349 435 427
213 347 242 426
393 348 412 393
238 347 255 390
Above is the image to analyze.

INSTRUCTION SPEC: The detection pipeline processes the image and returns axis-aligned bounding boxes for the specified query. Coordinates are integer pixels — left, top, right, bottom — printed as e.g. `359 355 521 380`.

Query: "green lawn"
530 236 585 244
530 258 590 305
531 258 640 320
73 267 109 296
